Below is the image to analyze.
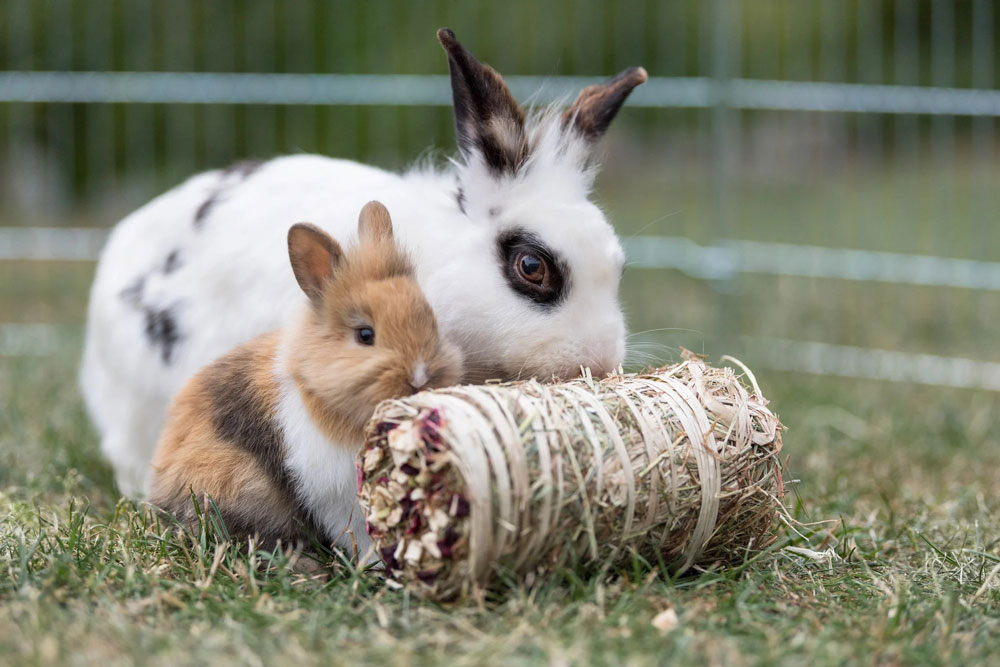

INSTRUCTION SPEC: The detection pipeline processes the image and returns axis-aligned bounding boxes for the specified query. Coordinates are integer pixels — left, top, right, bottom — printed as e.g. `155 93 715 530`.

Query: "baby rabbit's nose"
409 362 429 392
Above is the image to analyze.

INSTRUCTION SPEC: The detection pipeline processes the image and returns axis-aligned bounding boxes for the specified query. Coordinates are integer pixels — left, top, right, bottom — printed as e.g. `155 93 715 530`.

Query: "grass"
2 343 999 666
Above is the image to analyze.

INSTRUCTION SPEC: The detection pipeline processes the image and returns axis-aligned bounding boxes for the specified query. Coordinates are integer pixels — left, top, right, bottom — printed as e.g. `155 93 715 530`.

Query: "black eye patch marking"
496 229 568 309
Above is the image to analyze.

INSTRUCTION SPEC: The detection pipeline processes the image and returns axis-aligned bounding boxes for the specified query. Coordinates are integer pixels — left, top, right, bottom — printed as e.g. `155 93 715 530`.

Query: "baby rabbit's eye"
355 327 376 346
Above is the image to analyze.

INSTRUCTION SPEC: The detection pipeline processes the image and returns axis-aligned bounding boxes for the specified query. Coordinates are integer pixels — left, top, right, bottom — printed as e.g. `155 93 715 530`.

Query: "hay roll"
360 354 783 599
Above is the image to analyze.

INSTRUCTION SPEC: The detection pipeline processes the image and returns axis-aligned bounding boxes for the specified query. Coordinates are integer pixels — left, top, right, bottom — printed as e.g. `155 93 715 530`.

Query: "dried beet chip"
416 569 439 584
379 544 399 571
452 495 470 517
405 513 422 536
399 495 415 514
421 410 445 447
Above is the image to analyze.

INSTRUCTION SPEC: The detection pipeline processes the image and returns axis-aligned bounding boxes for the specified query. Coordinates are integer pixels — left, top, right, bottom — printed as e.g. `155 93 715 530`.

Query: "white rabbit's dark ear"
288 223 344 306
437 28 529 175
562 67 648 142
357 201 394 245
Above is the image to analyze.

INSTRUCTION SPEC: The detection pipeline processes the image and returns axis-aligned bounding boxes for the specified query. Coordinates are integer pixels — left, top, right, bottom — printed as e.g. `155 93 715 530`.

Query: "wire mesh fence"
0 0 997 388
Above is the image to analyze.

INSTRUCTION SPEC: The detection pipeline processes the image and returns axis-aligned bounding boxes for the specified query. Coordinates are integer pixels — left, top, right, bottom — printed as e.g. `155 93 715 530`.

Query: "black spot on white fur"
119 250 191 364
194 196 218 227
143 306 182 364
223 159 266 179
194 159 266 228
118 277 145 307
163 249 183 274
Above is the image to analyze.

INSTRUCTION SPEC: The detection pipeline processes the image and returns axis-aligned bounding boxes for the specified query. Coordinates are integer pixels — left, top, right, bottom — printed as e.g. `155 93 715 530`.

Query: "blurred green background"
0 0 998 371
1 4 999 662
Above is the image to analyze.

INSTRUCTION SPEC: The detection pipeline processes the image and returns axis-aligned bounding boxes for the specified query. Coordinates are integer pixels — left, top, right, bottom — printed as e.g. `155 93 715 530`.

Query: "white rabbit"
81 28 647 497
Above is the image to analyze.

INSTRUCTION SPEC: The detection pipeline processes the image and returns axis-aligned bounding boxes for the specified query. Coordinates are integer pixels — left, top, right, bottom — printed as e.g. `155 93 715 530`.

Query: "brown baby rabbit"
149 201 463 559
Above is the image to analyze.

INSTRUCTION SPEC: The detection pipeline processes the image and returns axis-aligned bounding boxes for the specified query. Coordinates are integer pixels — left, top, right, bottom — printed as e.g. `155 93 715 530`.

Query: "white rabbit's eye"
497 229 566 308
355 327 376 346
517 253 546 284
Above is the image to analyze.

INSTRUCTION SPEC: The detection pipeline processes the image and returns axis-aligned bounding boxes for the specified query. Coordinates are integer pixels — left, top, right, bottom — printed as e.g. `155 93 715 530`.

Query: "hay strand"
360 354 784 599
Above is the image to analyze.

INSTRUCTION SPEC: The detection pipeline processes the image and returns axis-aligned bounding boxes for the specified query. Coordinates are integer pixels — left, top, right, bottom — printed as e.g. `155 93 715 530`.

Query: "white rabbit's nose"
410 361 429 391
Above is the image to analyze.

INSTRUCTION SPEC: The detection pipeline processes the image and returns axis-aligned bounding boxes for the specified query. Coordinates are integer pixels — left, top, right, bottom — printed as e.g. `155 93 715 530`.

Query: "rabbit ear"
562 67 648 142
288 223 344 306
357 200 394 245
437 28 529 175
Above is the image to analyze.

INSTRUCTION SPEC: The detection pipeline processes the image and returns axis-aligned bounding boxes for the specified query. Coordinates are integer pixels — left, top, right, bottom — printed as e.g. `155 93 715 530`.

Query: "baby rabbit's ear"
288 223 344 306
437 28 528 175
562 67 648 142
357 201 394 245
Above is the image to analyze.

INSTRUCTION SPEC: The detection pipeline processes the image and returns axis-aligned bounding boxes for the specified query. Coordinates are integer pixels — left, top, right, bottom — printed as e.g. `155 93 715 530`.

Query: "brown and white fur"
149 201 462 558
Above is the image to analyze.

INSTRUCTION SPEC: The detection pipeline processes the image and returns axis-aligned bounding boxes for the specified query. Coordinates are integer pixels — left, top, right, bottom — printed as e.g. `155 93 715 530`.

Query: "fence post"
710 0 737 257
972 0 996 163
972 0 996 264
709 0 740 351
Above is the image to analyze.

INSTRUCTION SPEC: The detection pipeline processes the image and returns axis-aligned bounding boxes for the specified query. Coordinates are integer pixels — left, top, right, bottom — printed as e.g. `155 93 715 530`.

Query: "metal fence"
1 0 998 390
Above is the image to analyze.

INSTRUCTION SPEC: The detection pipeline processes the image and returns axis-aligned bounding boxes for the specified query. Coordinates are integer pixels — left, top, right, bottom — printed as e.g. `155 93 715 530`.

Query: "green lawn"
2 338 998 665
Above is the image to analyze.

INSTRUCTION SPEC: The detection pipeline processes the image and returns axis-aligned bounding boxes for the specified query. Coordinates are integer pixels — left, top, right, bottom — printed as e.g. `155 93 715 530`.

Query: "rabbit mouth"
506 352 621 384
458 364 510 384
